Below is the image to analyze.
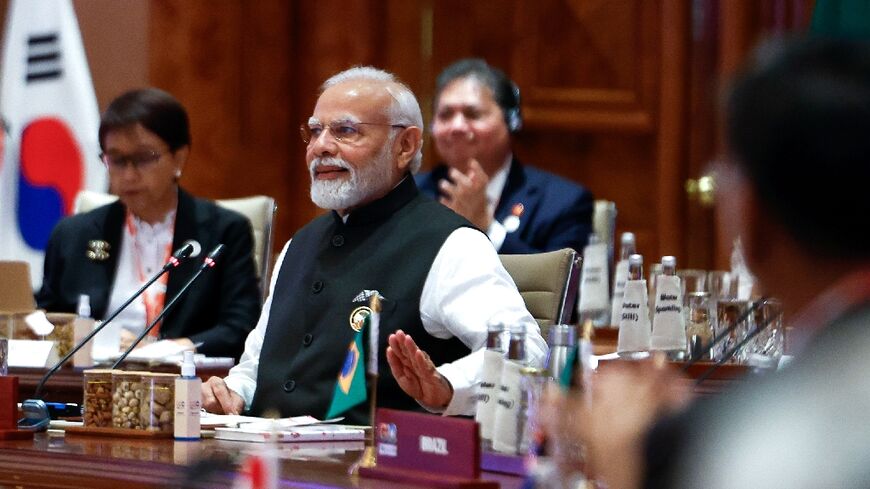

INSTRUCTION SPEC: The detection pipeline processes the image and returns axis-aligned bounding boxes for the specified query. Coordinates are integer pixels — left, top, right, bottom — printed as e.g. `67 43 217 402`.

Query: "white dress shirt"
484 156 512 251
105 210 176 336
224 226 547 416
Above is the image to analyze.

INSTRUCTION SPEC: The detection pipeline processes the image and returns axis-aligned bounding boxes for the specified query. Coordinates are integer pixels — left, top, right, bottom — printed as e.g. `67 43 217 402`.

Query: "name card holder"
0 376 35 440
359 408 498 489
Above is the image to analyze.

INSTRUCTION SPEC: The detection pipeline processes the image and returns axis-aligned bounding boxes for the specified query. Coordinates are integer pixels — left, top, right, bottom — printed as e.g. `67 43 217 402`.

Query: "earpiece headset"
506 82 523 133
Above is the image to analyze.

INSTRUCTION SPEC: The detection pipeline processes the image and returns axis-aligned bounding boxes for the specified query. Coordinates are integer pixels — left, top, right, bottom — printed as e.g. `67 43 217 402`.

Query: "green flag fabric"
325 317 368 419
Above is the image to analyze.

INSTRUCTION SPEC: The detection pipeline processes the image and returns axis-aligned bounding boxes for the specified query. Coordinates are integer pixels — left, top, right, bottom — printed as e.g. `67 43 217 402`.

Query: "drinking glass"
744 298 784 367
716 299 750 362
677 270 707 307
685 292 713 361
708 271 739 301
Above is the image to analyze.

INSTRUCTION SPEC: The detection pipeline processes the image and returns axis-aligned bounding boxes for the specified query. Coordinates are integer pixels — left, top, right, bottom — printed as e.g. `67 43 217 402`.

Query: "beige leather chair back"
216 195 277 295
73 190 118 213
73 190 277 295
499 248 580 337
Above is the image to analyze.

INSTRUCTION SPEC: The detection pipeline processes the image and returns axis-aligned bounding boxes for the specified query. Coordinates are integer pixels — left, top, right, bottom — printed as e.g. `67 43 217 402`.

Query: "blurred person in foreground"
202 67 546 424
416 59 594 253
36 88 261 359
546 37 870 489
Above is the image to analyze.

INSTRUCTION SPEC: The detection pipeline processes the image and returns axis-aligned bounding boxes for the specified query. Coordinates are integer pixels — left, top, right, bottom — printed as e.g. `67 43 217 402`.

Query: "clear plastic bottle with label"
475 322 506 450
610 232 637 328
578 233 610 327
651 256 687 359
491 324 527 454
617 253 652 358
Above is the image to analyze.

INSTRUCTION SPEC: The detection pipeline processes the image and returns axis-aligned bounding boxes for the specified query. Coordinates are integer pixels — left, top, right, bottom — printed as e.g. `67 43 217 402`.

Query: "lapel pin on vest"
349 306 372 332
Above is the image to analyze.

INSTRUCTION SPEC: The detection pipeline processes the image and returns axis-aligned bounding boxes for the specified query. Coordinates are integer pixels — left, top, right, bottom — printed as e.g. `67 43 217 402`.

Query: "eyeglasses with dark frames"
100 150 165 172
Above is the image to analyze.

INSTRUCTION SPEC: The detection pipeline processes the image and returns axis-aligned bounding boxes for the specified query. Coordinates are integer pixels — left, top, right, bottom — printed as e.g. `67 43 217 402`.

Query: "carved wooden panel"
511 0 660 132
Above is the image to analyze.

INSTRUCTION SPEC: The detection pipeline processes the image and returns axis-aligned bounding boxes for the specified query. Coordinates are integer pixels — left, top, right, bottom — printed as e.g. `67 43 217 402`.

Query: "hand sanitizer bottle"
174 350 201 440
72 295 94 367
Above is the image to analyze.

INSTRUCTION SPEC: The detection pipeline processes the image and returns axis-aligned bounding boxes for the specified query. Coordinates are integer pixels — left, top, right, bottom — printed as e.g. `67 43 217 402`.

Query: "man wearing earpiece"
416 59 594 254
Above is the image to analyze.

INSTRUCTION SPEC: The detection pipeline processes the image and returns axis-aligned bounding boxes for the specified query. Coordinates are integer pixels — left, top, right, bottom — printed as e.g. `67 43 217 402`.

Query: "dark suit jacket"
644 300 870 489
35 188 261 359
415 158 594 253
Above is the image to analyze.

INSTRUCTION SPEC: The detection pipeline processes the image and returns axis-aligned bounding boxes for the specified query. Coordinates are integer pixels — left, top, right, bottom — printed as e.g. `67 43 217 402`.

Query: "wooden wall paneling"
656 0 691 263
511 0 659 133
237 2 297 245
683 0 721 270
426 0 518 172
149 1 308 253
149 0 244 200
504 0 663 260
514 132 659 259
74 0 150 111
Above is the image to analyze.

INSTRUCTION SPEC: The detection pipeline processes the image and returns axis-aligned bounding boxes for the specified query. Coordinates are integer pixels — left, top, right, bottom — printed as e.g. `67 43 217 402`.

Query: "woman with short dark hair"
36 88 261 360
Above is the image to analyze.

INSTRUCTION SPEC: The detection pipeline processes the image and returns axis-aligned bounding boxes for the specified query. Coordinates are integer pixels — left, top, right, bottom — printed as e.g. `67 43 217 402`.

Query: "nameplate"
360 409 497 488
8 339 54 367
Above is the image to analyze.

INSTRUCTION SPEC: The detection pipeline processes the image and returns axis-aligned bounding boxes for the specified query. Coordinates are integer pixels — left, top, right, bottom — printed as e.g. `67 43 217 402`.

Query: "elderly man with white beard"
201 67 546 424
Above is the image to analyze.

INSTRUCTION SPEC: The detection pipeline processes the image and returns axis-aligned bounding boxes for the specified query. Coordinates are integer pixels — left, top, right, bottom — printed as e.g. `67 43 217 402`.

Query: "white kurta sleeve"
419 227 547 416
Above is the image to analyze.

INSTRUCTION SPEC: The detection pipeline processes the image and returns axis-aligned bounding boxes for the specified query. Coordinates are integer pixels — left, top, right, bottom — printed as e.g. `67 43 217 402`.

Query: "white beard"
309 144 394 211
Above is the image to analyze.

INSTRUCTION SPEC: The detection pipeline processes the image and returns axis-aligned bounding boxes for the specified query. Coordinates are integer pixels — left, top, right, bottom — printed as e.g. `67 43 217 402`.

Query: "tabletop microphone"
20 243 196 430
112 244 225 369
695 309 779 386
682 296 767 372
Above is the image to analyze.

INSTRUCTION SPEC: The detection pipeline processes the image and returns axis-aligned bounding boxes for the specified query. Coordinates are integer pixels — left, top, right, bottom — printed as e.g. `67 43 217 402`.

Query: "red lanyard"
125 212 174 337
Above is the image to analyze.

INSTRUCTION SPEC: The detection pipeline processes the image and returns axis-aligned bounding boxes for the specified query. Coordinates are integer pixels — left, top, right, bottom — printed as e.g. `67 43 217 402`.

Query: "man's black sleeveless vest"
250 177 473 424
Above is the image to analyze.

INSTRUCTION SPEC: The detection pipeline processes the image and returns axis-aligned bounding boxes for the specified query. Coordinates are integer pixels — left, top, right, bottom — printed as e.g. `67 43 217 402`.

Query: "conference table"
4 342 752 488
0 432 525 488
0 430 527 488
5 366 525 488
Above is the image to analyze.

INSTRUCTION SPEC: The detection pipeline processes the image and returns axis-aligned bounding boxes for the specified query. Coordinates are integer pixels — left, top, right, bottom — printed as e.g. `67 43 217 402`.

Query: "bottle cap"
629 254 643 267
548 324 576 347
509 323 527 335
487 321 506 332
77 294 91 318
661 256 676 268
181 350 196 377
620 232 636 245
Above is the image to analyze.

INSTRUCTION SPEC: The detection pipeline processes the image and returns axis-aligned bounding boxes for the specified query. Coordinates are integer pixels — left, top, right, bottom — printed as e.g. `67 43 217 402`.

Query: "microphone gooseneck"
111 244 225 369
31 243 195 399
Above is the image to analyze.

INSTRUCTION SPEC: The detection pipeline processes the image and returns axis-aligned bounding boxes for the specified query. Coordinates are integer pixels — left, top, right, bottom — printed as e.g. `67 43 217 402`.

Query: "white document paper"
8 339 54 367
25 310 54 336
